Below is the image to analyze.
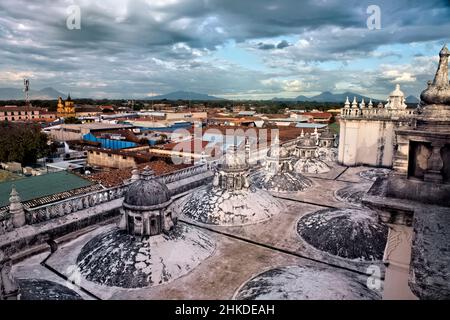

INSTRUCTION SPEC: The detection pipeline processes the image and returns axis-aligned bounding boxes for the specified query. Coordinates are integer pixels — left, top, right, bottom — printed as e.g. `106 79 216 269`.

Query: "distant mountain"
147 91 225 101
272 91 380 103
272 91 423 103
303 91 377 103
0 87 65 100
405 95 420 104
293 95 311 101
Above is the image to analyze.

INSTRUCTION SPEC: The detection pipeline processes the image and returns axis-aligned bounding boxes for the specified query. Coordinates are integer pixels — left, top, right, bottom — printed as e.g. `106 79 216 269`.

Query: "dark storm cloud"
0 0 449 98
277 40 290 49
258 42 276 50
257 40 291 50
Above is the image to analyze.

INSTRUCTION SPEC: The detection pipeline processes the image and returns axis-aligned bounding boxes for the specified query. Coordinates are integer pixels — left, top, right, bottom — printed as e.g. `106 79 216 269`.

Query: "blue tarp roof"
83 133 137 149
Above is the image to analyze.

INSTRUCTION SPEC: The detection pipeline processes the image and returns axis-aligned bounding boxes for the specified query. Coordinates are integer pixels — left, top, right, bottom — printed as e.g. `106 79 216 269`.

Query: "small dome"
294 158 330 174
77 224 215 288
297 208 388 261
319 130 335 140
267 144 290 158
297 135 316 148
18 279 82 300
177 185 284 226
251 170 312 192
123 168 171 208
222 146 248 170
234 265 380 300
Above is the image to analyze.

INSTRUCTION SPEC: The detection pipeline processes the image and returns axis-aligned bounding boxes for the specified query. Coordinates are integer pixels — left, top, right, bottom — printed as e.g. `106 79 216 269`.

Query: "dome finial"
140 166 155 180
420 45 450 106
433 44 449 88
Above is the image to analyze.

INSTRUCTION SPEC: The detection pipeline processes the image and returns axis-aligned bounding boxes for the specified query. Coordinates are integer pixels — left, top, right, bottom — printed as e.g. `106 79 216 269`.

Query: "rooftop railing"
340 107 416 119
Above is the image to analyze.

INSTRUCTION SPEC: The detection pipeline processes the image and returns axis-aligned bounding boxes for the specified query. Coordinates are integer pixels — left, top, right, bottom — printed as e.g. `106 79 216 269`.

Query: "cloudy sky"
0 0 449 99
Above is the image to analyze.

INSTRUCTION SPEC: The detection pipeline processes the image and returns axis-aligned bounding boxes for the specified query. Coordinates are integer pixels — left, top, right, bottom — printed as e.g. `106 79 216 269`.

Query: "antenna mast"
23 79 30 106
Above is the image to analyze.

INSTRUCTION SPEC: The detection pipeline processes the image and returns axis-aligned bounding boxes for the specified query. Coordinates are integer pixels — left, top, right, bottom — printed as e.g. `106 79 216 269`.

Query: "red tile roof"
87 161 191 187
302 112 333 119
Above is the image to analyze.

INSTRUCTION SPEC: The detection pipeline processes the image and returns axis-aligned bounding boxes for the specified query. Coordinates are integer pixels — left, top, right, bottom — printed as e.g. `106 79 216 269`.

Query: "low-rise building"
0 106 51 122
48 123 134 142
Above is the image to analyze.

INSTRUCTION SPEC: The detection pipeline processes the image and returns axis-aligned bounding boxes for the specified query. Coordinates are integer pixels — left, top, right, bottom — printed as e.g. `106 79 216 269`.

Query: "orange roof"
161 139 211 152
302 112 333 118
195 125 308 143
0 106 46 112
87 161 191 187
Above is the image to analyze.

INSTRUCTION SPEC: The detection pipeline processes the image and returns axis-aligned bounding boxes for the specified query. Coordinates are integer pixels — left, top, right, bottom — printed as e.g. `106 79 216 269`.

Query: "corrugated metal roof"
238 111 256 116
0 171 94 207
295 123 328 128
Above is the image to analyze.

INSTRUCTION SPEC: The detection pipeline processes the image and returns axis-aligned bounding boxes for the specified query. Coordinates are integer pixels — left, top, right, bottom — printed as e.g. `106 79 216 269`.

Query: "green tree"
64 117 82 124
0 122 50 165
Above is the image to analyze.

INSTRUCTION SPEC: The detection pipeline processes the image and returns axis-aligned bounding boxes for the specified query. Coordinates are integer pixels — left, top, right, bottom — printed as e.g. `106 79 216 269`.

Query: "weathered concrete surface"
14 223 381 300
301 162 347 180
336 166 391 183
12 251 93 300
273 176 373 209
410 206 450 299
334 182 374 207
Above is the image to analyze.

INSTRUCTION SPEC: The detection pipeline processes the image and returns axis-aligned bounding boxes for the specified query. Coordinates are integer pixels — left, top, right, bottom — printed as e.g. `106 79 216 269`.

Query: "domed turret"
120 167 173 237
252 136 313 192
221 146 248 171
123 168 171 209
175 145 285 226
267 135 290 159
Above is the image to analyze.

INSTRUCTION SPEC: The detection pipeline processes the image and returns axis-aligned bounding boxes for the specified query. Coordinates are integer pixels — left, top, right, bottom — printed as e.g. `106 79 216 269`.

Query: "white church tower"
338 84 415 167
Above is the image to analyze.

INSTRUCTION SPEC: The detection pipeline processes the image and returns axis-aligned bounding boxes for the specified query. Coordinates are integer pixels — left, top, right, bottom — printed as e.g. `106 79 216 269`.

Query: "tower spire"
344 96 350 108
360 98 366 108
352 97 358 108
433 44 449 89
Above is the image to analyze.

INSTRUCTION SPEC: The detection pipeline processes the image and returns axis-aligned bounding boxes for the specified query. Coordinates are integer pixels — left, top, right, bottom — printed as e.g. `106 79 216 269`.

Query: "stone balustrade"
340 107 416 119
158 163 209 184
25 184 129 225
